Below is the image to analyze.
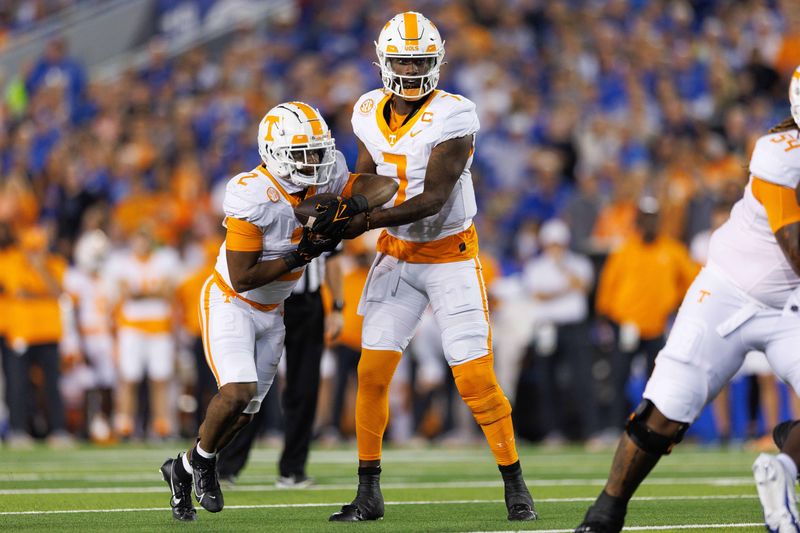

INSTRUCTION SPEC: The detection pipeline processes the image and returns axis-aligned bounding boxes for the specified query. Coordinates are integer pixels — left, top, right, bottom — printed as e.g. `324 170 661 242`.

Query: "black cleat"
576 501 625 533
160 455 197 522
575 522 620 533
503 473 538 521
191 453 224 512
773 420 800 450
329 469 384 521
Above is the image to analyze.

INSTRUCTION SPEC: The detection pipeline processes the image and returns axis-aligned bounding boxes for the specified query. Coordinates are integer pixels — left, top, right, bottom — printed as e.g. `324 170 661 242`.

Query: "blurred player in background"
321 11 536 523
175 239 220 433
158 101 397 521
593 197 698 436
576 66 800 533
63 229 116 442
107 225 180 440
3 226 71 446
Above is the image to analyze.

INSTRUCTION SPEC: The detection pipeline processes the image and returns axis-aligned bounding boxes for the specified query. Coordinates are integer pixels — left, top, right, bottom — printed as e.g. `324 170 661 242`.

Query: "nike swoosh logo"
410 130 422 137
172 497 182 505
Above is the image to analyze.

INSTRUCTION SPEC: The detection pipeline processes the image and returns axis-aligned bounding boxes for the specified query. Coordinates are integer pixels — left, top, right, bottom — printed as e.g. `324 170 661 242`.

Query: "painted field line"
466 524 764 533
0 494 761 513
0 477 756 492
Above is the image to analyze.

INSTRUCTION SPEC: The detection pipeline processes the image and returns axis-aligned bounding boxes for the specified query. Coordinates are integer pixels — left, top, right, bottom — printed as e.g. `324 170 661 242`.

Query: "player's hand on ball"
295 228 341 263
309 194 369 239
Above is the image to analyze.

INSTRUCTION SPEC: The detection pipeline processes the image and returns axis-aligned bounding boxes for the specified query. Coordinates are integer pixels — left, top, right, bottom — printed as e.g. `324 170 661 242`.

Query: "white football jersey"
351 89 479 242
106 247 181 328
707 130 800 308
214 150 352 306
63 268 112 336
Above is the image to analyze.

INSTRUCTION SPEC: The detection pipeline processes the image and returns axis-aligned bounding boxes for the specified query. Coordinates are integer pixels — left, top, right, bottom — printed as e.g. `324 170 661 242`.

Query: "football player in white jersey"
321 12 536 523
575 67 800 533
62 230 115 441
158 101 397 522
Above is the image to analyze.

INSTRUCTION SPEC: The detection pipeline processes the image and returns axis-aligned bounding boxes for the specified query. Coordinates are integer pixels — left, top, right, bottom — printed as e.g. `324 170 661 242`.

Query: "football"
293 192 341 228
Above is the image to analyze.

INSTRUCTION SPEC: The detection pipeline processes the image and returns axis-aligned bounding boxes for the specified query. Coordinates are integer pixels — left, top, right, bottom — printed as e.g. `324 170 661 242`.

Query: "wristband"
332 300 344 312
283 251 309 270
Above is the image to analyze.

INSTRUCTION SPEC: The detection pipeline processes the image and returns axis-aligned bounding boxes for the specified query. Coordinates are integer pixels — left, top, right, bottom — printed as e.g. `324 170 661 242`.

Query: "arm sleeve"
436 98 480 146
751 177 800 233
320 151 353 197
225 217 263 252
222 180 267 252
222 181 266 226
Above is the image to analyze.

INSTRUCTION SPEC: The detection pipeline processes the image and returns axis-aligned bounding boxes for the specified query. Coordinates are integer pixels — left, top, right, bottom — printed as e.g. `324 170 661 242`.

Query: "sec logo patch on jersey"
267 188 280 203
359 99 375 115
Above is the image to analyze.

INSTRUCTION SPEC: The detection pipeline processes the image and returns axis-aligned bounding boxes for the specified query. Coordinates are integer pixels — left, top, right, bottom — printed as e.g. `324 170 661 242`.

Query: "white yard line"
0 494 759 512
465 525 765 533
0 477 757 492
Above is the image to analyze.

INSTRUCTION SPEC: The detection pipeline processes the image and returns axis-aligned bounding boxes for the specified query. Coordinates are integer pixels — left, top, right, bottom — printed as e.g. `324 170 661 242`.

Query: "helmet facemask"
267 135 336 188
376 49 444 101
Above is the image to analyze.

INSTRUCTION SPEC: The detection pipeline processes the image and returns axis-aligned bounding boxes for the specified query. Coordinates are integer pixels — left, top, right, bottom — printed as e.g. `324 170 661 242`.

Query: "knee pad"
452 355 511 426
625 400 689 455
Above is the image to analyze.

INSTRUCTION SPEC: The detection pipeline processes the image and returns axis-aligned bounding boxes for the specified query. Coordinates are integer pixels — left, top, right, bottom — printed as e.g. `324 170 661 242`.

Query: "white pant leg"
410 309 446 385
423 257 492 367
762 309 800 395
200 277 258 386
200 276 286 414
83 334 116 387
246 307 285 414
643 268 751 423
359 254 429 353
143 333 175 381
117 327 146 382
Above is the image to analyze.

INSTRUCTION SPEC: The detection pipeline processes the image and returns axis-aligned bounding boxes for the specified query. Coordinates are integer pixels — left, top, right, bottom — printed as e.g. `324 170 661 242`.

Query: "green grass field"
0 442 772 532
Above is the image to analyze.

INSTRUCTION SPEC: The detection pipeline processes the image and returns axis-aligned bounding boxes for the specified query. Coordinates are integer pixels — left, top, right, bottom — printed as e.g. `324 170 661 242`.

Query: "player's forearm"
230 257 295 293
325 255 344 304
368 191 444 229
352 174 399 208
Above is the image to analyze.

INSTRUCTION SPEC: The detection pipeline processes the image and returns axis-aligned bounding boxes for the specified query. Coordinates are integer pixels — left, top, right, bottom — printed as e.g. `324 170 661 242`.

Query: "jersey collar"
375 90 438 147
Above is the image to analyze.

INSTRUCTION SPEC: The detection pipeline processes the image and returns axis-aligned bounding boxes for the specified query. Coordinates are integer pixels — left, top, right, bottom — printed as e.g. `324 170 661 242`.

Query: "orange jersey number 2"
382 153 408 206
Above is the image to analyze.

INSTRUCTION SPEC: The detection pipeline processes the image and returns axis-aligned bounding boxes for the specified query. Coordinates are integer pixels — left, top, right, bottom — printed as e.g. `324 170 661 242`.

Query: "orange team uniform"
351 73 517 467
4 247 66 349
596 235 699 339
0 247 12 344
337 264 369 351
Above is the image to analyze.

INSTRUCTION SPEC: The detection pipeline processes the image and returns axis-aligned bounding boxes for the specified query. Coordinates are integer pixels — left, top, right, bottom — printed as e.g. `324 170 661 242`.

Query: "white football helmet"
791 65 800 129
74 229 110 274
257 101 336 188
375 11 445 101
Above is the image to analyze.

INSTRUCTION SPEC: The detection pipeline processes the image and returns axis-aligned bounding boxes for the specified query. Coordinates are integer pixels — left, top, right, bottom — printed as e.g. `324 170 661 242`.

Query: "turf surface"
0 442 770 532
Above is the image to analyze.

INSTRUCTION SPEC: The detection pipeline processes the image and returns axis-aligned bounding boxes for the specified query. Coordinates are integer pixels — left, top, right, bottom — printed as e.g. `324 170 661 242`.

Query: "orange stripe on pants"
474 257 493 355
199 276 221 385
356 348 402 461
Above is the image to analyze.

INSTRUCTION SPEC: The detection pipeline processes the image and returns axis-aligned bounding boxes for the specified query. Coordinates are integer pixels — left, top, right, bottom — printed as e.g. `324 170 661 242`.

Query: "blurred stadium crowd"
1 0 800 450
